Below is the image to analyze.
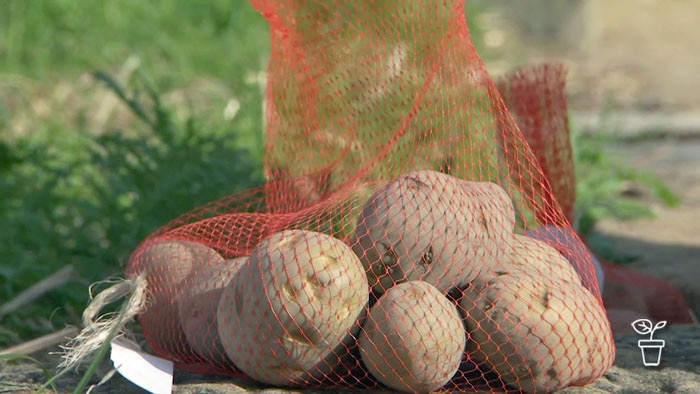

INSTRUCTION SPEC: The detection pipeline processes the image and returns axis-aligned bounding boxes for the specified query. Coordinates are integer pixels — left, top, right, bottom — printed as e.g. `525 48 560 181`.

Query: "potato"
132 239 224 362
526 224 605 293
507 234 583 285
178 256 247 368
459 270 615 393
351 170 514 295
217 230 369 386
359 281 466 393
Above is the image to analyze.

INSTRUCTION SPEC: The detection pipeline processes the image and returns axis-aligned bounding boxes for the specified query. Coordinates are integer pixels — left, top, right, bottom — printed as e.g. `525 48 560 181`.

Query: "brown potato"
217 230 369 386
526 224 605 294
351 170 514 295
459 269 615 393
132 239 224 363
359 280 466 393
178 256 247 368
505 234 583 285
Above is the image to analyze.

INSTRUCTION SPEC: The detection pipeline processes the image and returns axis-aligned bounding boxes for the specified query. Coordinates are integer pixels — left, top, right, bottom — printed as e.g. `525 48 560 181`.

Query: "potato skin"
133 239 224 362
351 170 514 295
459 269 615 393
359 281 466 394
217 230 369 386
177 257 247 368
508 234 582 285
526 224 605 294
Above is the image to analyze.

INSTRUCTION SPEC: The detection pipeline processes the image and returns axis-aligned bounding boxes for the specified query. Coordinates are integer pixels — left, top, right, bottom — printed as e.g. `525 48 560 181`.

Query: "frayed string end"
58 271 149 371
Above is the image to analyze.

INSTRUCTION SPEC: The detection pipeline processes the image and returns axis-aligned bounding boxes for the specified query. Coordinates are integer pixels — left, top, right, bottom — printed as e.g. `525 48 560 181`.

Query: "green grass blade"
0 353 57 391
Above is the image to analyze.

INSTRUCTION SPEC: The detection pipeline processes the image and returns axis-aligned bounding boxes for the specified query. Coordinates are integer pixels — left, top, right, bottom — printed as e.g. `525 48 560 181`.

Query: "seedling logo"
631 319 667 366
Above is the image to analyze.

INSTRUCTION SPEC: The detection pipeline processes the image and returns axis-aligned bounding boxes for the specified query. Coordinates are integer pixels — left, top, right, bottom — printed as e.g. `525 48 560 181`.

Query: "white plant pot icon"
631 318 667 367
637 339 665 366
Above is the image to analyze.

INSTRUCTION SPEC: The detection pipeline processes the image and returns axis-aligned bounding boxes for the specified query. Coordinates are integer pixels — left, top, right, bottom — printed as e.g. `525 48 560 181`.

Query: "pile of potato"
136 170 614 393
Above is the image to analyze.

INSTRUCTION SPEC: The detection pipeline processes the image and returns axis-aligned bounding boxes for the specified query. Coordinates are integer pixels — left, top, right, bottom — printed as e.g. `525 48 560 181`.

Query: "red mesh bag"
124 1 618 392
495 64 576 225
602 262 695 325
496 64 695 330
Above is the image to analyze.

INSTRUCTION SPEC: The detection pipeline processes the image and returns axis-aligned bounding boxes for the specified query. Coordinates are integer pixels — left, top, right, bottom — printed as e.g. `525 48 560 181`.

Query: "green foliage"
0 73 263 346
0 0 270 83
572 129 680 262
0 353 57 390
0 1 270 345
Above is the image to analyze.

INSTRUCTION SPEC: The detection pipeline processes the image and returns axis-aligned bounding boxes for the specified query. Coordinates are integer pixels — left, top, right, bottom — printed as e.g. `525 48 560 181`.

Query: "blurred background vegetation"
0 0 272 345
0 0 676 347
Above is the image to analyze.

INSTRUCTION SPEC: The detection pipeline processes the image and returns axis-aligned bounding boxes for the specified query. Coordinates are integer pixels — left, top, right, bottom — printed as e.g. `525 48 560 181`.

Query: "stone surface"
1 324 698 393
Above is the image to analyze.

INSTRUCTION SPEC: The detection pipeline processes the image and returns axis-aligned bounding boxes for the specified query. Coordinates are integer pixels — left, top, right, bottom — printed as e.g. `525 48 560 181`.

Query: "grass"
0 0 271 347
0 0 678 375
0 354 56 388
572 125 680 262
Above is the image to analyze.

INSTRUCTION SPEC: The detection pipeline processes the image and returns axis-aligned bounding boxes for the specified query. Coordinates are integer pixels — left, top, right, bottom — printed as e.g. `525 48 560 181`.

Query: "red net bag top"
496 63 576 225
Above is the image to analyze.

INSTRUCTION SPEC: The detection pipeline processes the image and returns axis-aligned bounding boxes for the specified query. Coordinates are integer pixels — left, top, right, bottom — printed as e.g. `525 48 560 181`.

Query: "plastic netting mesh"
495 63 576 225
494 64 694 331
123 1 620 392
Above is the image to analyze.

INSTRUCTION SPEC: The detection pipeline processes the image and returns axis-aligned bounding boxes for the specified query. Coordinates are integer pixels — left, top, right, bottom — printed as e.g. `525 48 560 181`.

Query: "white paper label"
110 337 174 394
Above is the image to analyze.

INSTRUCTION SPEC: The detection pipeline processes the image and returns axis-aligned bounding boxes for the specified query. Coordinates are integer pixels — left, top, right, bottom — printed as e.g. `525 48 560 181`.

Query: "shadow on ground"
594 231 700 321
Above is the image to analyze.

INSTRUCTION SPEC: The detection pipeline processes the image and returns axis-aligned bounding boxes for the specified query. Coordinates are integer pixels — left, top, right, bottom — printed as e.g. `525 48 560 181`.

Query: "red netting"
495 64 576 225
601 261 695 327
122 1 625 392
494 64 694 334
